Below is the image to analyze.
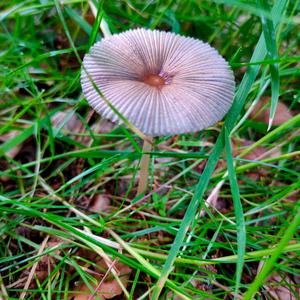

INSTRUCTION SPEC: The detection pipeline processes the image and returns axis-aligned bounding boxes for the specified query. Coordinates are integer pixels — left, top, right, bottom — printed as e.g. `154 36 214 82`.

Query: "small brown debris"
90 194 111 213
250 98 293 126
265 273 300 300
69 260 132 300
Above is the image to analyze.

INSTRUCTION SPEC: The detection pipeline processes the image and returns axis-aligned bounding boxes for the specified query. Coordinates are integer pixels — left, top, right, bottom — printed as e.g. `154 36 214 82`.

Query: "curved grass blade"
243 206 300 299
64 7 93 36
151 1 288 299
224 127 246 298
259 0 280 130
88 0 104 46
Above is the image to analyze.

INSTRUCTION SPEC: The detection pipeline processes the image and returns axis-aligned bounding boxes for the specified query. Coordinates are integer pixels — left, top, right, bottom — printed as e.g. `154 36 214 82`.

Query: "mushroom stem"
137 136 153 195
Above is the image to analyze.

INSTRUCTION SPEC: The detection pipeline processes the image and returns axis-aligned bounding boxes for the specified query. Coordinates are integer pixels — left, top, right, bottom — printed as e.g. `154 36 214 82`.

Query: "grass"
0 0 300 299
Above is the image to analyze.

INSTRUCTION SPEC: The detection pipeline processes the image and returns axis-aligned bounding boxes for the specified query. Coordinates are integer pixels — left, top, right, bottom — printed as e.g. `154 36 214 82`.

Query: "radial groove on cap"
81 28 235 136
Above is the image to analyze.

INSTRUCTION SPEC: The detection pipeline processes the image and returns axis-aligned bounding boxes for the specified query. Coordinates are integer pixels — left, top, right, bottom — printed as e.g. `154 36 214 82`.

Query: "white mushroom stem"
137 136 153 195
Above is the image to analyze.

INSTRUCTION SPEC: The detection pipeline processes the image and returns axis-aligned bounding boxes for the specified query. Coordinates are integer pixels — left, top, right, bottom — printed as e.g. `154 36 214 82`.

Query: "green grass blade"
88 0 104 46
2 0 298 298
238 113 300 158
64 7 92 36
224 127 246 298
151 1 288 298
243 206 300 299
259 0 280 130
0 107 62 156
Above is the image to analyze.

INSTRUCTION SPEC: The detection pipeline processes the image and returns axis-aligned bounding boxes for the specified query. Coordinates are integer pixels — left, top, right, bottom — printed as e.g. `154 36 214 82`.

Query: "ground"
0 1 299 299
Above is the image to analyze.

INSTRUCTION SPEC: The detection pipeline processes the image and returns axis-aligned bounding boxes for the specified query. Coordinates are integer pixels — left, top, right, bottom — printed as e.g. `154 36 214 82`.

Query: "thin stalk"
88 0 111 37
137 137 153 195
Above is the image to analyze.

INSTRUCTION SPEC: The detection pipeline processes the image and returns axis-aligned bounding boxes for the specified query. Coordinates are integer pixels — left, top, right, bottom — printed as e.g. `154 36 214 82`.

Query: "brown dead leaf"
51 110 97 149
155 156 172 177
0 158 11 182
234 139 281 181
69 260 132 300
51 110 83 133
91 119 115 134
201 180 224 217
165 292 182 300
235 139 281 161
90 195 111 213
19 236 63 290
166 265 217 299
0 130 22 158
250 98 293 125
274 182 299 203
265 273 300 300
203 136 283 216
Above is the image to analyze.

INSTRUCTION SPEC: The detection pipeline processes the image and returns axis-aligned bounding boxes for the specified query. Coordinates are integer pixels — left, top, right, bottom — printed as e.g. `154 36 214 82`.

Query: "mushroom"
81 28 235 194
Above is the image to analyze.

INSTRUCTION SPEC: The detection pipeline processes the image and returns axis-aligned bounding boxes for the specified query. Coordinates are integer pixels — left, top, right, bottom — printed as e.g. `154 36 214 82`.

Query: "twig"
20 236 49 300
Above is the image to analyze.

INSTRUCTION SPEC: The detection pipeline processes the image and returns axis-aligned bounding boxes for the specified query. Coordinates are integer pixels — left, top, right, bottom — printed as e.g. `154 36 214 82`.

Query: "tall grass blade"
259 0 280 130
151 1 288 299
243 206 300 299
224 127 246 298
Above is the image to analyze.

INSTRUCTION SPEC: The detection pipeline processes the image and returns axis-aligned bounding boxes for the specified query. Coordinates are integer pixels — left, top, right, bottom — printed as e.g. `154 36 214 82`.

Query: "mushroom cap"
81 28 235 136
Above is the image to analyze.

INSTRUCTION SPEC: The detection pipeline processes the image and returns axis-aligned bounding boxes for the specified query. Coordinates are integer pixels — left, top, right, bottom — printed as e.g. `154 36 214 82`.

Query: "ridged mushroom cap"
81 28 235 136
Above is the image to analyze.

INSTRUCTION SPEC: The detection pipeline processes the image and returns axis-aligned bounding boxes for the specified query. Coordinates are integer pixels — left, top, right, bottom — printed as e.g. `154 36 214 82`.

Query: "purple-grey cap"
81 28 235 136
